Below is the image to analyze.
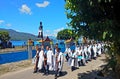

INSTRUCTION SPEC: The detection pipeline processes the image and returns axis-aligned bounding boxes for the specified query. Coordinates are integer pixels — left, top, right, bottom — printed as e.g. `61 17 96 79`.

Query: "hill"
0 28 37 41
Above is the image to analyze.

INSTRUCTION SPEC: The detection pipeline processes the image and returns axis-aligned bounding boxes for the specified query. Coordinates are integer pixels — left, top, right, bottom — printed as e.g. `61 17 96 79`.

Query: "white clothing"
38 50 44 70
93 45 97 57
70 52 78 67
47 50 54 70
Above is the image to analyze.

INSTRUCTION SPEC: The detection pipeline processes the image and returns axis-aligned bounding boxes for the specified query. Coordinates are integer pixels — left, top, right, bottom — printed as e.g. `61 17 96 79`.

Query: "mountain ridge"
0 28 56 41
0 28 37 41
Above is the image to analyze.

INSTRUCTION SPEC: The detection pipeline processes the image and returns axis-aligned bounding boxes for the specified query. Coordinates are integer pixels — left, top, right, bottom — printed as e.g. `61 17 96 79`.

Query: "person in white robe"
77 46 83 67
64 46 71 62
81 46 86 65
38 49 44 71
70 50 78 71
33 46 40 73
87 44 92 60
97 43 102 56
84 45 88 62
47 47 54 71
93 44 97 59
54 48 64 78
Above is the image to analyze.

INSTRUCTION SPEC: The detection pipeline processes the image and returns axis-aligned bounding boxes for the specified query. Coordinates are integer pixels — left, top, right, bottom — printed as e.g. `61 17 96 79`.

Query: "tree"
65 0 120 78
0 31 10 42
57 29 76 40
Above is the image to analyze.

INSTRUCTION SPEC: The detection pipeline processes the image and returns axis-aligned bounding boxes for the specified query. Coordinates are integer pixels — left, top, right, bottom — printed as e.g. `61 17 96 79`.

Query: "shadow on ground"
77 64 115 79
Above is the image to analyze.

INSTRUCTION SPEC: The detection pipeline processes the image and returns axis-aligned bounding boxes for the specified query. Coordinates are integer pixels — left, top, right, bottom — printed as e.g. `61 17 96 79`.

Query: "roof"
44 36 51 41
38 36 51 43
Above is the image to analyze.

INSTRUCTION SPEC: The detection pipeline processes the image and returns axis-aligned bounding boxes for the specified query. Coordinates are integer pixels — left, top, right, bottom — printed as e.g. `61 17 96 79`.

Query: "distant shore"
0 46 35 54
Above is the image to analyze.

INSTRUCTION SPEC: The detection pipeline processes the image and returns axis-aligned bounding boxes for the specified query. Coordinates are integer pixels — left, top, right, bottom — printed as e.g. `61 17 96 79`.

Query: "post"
38 21 44 46
28 39 33 59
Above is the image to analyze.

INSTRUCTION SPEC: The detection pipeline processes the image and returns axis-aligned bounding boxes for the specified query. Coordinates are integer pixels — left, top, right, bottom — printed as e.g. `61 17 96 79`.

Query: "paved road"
0 54 106 79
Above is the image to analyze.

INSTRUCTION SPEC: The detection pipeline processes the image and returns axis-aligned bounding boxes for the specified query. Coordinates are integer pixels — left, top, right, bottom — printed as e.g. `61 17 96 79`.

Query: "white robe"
70 52 78 67
97 43 102 55
54 52 64 71
93 45 97 57
38 50 44 70
78 49 82 61
47 50 54 70
65 48 71 57
57 52 64 71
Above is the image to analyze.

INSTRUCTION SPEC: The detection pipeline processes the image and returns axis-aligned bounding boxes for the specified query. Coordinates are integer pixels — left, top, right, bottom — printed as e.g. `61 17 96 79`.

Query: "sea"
0 40 66 64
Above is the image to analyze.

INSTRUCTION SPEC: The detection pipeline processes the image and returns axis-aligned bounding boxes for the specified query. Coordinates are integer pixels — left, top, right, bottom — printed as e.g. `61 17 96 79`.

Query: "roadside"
0 59 33 76
0 54 114 79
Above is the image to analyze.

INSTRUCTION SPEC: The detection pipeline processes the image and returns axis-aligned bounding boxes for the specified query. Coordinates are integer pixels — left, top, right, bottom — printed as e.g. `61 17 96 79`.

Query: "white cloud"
54 27 64 33
36 1 50 8
0 20 4 24
54 27 64 37
6 23 12 27
19 4 32 15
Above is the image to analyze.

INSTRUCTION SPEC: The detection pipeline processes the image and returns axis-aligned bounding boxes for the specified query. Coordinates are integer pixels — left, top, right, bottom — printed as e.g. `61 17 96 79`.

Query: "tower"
38 22 43 38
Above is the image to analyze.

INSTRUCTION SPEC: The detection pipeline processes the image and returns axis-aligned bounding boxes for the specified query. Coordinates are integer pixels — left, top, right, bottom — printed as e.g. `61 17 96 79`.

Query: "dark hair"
55 43 58 45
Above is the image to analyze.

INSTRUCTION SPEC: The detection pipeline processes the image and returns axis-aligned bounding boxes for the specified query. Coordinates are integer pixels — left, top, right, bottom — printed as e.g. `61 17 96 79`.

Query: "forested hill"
0 28 37 41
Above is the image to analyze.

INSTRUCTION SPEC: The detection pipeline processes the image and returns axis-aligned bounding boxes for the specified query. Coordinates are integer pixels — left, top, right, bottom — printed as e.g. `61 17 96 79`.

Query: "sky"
0 0 69 37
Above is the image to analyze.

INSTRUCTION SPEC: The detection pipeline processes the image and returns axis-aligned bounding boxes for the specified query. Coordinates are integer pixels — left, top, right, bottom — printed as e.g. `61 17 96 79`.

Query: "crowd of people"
32 41 107 79
33 43 64 79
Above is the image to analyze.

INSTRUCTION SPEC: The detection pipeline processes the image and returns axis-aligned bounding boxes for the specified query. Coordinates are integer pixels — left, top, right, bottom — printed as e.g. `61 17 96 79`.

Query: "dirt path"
0 54 107 79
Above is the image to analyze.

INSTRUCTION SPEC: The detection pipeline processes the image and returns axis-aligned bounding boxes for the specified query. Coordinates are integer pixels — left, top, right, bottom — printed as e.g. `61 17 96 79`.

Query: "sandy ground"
0 54 113 79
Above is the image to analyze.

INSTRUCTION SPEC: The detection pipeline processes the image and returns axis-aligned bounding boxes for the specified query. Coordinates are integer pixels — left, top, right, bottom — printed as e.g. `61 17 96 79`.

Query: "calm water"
0 41 66 64
0 50 36 64
0 40 77 64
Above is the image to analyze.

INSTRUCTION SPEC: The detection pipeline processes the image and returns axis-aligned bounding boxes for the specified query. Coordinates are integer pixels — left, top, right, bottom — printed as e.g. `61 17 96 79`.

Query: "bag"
32 56 36 64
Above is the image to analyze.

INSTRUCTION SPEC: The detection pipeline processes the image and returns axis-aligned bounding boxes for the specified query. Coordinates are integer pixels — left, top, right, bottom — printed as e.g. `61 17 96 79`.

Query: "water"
11 40 26 46
0 50 36 64
0 40 76 64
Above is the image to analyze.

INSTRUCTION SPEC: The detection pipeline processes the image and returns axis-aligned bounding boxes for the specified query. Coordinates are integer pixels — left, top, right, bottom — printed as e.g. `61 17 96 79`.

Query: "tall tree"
65 0 120 78
0 31 10 42
57 29 76 40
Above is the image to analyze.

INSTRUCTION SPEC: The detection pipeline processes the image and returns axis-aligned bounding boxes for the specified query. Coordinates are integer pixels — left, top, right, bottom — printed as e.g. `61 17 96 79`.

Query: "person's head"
55 43 58 48
49 47 52 50
41 45 44 50
56 48 61 52
36 45 39 50
46 46 49 50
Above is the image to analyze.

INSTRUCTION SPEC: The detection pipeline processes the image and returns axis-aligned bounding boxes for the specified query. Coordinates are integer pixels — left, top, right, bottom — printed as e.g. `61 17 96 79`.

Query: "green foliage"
57 29 76 40
65 0 120 76
65 0 120 41
0 31 10 42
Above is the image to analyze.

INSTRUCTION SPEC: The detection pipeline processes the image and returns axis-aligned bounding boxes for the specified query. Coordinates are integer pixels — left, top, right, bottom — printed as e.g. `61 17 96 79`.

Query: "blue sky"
0 0 69 37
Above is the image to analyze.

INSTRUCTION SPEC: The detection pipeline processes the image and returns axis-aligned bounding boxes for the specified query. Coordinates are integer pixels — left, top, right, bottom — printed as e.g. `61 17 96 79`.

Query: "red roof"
44 36 51 41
